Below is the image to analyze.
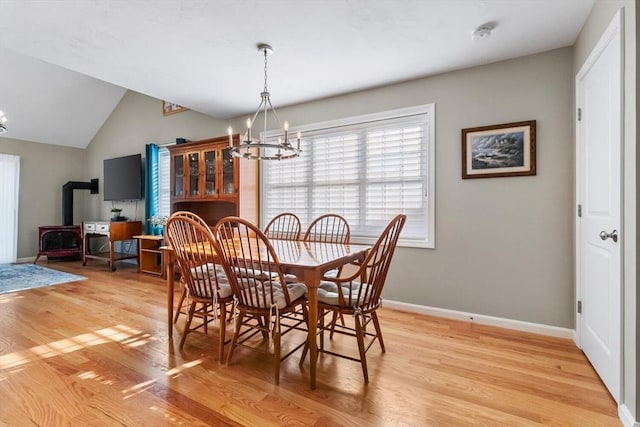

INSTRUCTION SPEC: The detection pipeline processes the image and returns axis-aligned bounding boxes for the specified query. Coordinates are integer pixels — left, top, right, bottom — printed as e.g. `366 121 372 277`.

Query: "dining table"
161 238 371 390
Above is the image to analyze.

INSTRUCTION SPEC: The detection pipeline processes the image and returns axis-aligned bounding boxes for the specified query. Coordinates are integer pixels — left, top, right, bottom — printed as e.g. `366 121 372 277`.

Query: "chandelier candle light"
228 44 301 160
0 110 7 133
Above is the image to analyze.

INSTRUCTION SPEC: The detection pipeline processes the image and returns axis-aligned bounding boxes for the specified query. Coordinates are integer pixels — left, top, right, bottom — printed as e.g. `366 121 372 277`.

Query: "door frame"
574 8 623 401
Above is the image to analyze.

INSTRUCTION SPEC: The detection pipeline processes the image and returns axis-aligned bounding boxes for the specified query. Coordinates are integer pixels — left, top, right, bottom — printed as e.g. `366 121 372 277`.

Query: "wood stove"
34 225 82 263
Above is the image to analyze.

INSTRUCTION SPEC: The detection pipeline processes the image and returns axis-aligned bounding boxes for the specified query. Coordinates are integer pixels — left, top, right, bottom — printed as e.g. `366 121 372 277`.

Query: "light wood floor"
0 261 620 426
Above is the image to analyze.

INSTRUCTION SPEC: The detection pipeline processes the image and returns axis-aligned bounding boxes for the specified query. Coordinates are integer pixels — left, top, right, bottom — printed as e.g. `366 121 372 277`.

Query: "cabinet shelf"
135 235 164 277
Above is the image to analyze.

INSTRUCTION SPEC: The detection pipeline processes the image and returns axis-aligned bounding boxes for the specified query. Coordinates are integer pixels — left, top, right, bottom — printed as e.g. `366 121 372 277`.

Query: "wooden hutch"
168 134 258 226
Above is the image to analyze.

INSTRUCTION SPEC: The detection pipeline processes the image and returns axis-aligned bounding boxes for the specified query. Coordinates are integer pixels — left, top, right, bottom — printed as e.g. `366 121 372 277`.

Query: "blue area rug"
0 263 87 294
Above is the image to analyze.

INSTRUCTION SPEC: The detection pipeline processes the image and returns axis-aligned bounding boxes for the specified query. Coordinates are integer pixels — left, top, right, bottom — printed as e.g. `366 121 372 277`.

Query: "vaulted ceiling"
0 0 594 148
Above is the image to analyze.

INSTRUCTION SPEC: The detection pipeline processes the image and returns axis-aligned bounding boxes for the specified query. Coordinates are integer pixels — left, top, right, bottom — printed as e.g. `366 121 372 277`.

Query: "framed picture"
162 101 188 116
462 120 536 179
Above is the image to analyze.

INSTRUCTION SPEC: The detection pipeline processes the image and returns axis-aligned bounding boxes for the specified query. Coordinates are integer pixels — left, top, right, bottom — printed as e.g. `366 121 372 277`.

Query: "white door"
575 10 622 403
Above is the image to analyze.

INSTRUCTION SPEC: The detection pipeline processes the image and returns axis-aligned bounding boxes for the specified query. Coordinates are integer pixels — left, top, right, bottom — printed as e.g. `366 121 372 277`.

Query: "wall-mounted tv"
103 154 144 201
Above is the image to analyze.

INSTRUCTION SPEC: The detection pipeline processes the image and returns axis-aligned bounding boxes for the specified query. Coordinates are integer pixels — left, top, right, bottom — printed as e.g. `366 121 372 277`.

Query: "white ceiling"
0 0 594 148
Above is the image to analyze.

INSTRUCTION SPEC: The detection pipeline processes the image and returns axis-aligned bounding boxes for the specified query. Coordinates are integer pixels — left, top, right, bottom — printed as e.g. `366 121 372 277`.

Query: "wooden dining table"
161 238 371 390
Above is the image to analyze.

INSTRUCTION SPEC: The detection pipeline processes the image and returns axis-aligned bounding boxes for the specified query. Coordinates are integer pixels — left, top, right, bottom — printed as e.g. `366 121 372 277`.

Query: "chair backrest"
214 216 294 309
264 212 301 241
303 214 350 244
171 210 211 228
341 214 406 311
165 212 224 300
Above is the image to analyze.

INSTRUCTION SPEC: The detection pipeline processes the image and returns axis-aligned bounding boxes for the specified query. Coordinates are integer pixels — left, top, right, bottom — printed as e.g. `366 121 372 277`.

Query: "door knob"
599 229 618 242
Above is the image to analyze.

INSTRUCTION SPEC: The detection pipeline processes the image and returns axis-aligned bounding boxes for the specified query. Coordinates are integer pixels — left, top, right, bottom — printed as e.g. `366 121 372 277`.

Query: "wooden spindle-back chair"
264 212 302 241
300 214 406 384
165 212 233 360
303 213 351 244
213 216 308 384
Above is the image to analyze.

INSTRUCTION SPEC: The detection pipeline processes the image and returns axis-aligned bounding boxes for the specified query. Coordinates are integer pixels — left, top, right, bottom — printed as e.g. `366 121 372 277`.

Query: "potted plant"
149 215 168 235
110 208 122 220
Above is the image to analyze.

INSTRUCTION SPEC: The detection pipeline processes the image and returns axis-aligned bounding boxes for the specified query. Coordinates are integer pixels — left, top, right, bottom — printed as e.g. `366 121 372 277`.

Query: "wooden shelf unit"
134 235 164 277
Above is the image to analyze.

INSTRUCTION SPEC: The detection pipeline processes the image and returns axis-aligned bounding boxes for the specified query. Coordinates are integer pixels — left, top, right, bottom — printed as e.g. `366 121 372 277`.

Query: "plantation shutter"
262 105 433 247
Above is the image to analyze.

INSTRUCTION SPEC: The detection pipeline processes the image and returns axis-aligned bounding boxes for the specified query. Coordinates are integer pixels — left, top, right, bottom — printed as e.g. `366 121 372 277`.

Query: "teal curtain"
144 143 159 234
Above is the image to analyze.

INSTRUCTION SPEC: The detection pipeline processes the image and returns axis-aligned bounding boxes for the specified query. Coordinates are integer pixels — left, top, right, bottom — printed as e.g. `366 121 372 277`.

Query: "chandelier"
228 44 301 160
0 111 7 134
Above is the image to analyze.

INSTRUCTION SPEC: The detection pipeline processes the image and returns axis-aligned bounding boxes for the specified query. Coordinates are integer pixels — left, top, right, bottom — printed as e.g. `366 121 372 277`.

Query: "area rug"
0 263 86 294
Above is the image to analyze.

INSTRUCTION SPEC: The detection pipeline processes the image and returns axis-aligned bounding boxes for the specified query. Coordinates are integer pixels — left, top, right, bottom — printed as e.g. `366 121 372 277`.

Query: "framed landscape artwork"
461 120 536 179
162 101 189 116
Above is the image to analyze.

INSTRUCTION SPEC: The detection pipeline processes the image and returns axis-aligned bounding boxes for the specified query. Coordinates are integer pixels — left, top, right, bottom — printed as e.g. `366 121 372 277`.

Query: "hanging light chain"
263 47 269 94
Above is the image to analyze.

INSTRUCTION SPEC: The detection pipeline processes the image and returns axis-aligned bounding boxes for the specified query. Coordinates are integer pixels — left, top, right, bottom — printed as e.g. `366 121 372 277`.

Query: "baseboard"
620 404 639 427
383 300 574 339
17 256 36 263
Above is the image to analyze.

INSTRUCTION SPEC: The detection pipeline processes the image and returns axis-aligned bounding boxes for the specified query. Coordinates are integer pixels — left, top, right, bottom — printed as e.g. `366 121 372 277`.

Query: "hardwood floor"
0 261 620 426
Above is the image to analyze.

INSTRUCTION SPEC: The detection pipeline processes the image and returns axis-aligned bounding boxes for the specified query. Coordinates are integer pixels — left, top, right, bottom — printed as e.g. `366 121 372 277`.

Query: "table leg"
163 249 175 339
307 286 318 389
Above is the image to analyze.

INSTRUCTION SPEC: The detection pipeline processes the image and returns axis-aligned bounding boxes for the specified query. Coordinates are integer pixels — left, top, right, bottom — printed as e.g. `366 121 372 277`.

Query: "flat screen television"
103 154 144 201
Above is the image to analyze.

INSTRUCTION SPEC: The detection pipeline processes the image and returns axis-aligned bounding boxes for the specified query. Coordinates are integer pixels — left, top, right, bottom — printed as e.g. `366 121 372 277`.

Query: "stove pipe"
62 179 99 226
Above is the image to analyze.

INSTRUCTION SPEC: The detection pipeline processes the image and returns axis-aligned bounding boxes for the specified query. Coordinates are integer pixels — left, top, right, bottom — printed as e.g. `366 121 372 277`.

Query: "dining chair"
165 212 233 360
213 216 308 385
170 211 215 324
303 213 351 244
304 213 352 327
264 212 302 241
300 214 406 384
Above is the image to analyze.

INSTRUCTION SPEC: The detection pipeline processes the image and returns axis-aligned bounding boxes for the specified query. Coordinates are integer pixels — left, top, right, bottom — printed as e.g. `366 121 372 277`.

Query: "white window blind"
261 104 435 248
158 147 171 217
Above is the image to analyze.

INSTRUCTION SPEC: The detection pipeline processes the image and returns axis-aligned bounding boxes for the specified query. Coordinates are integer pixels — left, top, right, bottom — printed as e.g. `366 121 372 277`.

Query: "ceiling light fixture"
228 43 301 160
472 24 494 41
0 110 7 133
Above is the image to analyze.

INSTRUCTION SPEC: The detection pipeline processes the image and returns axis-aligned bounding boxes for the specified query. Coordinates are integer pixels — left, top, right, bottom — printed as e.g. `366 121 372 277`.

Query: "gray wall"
83 90 229 222
0 137 85 259
573 0 637 420
277 48 575 328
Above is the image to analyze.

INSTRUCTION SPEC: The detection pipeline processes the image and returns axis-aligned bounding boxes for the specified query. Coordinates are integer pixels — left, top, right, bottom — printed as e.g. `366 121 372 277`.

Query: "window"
261 104 435 248
157 147 171 217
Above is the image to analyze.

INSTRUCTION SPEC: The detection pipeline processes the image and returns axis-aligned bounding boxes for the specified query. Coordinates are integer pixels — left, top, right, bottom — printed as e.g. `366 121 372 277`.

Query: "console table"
82 221 142 271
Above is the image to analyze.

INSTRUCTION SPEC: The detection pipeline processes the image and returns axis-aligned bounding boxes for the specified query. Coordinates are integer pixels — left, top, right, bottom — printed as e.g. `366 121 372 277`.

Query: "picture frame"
162 101 189 116
462 120 536 179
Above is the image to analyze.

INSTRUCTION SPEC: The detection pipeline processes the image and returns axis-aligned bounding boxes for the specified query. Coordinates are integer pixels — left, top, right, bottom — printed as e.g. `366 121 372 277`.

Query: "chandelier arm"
266 98 284 131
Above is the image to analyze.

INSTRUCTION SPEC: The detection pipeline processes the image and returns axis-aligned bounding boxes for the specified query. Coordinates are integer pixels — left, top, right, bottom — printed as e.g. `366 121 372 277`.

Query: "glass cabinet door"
222 148 235 195
173 154 184 197
204 150 217 196
188 152 200 196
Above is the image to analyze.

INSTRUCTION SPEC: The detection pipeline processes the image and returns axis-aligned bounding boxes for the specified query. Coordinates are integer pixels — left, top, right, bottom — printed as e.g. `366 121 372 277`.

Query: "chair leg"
354 313 369 385
299 341 309 367
174 285 186 324
329 311 346 340
226 310 245 365
179 301 197 350
298 303 313 367
371 311 385 353
218 302 227 363
273 319 281 385
319 308 326 350
203 303 209 335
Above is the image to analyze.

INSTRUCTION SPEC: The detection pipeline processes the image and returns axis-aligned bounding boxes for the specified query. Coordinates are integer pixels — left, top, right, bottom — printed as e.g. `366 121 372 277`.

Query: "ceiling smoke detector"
472 24 494 41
